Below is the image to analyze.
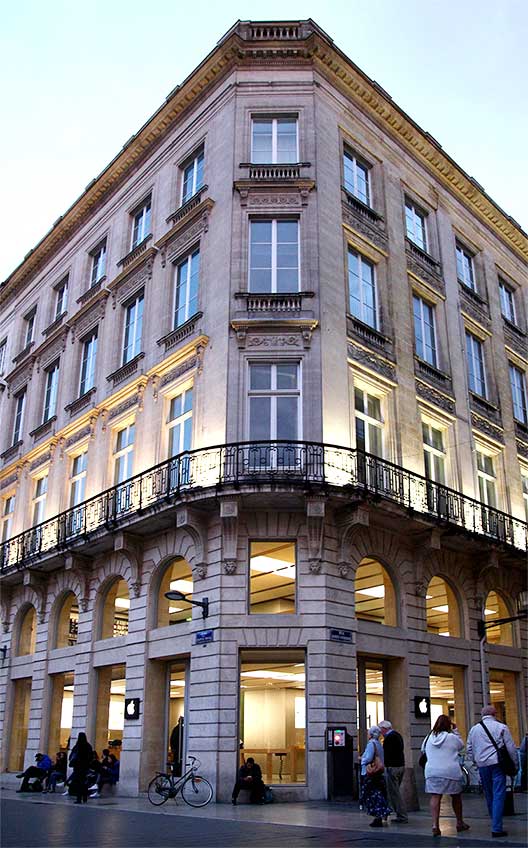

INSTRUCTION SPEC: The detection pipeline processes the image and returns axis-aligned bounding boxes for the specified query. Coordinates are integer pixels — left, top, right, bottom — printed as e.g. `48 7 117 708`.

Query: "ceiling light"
170 580 193 594
169 606 184 613
250 555 295 579
241 670 305 683
115 598 130 609
357 585 385 598
484 608 496 616
432 605 449 613
438 631 450 636
426 594 433 599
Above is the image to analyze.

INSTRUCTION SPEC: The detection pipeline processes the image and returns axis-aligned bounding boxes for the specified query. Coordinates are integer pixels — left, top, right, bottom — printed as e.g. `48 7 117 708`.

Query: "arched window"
355 558 397 626
157 558 193 627
426 576 461 637
18 605 37 656
101 579 129 639
484 591 513 646
55 592 79 648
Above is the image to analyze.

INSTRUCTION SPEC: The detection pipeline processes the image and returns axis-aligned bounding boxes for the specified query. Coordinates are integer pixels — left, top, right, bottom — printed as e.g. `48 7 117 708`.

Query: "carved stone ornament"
23 570 48 624
516 438 528 460
108 394 138 421
165 218 209 268
223 559 237 575
306 496 325 575
341 202 388 251
65 553 92 612
338 561 350 578
347 342 396 382
236 185 313 209
193 563 208 580
405 250 445 295
414 579 428 598
471 412 504 443
111 260 153 310
131 581 141 599
65 425 92 450
35 327 69 373
29 449 52 472
416 380 456 414
7 359 34 395
113 531 143 594
69 293 108 344
161 356 198 388
220 498 239 575
308 560 322 574
0 473 18 490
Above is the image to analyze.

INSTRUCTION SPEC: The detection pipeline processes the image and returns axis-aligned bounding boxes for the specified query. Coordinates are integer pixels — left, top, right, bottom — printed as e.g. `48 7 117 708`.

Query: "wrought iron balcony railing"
1 441 526 573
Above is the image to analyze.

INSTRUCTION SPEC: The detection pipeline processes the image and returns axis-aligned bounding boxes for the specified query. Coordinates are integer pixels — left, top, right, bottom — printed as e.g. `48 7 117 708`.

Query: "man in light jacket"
466 705 518 838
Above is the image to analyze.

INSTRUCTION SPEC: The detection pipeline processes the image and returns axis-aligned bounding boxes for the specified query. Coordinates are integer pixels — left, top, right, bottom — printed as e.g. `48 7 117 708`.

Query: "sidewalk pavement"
2 783 526 846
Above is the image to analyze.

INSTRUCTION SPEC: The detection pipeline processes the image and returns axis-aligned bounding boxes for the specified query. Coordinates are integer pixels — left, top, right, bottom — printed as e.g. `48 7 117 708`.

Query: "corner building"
0 20 527 802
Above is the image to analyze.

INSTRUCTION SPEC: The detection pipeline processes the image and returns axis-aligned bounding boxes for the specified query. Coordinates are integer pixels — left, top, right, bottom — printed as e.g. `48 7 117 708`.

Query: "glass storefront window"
240 650 305 783
429 662 467 737
18 605 37 655
55 593 79 648
249 541 295 613
95 664 126 756
168 664 186 776
484 591 513 646
101 579 129 639
355 558 396 625
490 670 521 744
8 678 32 771
49 672 74 755
157 559 193 626
426 576 461 637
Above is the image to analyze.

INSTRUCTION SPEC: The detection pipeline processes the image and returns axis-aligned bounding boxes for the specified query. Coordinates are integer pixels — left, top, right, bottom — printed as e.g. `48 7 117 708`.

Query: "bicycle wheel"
148 774 172 805
181 774 213 807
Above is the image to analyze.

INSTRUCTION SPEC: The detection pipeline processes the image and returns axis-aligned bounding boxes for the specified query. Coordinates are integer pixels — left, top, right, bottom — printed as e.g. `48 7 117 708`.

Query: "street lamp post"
165 590 209 620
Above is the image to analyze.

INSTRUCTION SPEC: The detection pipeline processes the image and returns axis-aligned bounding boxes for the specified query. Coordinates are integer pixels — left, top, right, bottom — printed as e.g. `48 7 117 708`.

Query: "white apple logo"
127 701 136 716
419 698 428 714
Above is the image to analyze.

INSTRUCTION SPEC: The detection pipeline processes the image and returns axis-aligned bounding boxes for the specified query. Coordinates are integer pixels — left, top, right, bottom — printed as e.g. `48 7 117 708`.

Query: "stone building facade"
0 20 526 802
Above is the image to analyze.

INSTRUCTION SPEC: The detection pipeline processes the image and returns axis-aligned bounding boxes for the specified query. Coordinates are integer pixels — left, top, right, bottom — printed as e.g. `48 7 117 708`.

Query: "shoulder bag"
479 721 518 778
366 743 384 776
419 732 432 769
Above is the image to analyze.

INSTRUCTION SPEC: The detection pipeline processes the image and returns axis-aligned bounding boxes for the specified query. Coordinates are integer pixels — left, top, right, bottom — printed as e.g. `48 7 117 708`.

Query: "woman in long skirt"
360 726 392 827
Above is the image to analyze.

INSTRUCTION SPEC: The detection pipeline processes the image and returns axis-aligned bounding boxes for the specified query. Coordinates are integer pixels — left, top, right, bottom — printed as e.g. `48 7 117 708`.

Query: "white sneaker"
61 790 69 795
91 792 100 798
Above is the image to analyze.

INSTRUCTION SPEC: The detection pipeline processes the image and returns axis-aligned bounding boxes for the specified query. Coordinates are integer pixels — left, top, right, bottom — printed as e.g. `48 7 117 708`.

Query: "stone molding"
157 197 214 269
34 327 69 373
306 496 325 574
220 498 239 574
416 380 456 415
347 341 396 382
106 352 145 388
342 196 388 251
157 312 203 353
109 247 157 309
67 290 109 344
232 319 318 350
234 181 315 209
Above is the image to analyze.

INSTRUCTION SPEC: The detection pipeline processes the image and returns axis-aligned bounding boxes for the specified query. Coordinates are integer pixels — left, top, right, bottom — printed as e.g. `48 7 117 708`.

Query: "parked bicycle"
147 756 213 807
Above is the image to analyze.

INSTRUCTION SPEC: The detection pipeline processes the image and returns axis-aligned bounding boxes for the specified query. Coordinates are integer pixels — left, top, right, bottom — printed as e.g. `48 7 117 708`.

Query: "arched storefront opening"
354 557 397 626
101 579 129 639
426 576 461 637
55 592 79 648
484 590 513 646
157 558 193 627
17 605 37 656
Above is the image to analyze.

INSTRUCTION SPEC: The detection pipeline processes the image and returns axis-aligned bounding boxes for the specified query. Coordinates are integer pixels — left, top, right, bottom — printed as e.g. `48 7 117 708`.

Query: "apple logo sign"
127 701 136 717
418 698 428 715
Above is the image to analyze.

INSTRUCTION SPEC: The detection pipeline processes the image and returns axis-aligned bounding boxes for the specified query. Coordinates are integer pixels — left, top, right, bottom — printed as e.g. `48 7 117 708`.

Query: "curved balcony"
1 441 526 573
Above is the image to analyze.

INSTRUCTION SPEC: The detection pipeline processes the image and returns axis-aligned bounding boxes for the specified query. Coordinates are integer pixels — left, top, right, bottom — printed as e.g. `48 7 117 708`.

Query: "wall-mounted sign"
414 696 431 719
124 697 140 720
327 727 347 748
195 629 214 645
329 628 353 644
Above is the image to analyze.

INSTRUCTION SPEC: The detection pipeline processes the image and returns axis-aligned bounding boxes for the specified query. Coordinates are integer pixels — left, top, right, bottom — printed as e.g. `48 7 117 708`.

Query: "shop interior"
249 542 296 613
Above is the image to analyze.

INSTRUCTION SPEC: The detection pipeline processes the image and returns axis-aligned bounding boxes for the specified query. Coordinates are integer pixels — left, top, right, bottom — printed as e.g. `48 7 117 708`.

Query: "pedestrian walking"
421 715 469 837
69 732 93 804
360 726 392 827
466 705 518 838
379 719 408 823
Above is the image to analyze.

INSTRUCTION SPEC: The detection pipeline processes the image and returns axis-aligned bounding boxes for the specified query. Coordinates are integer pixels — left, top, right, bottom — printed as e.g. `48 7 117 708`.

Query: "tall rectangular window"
348 250 377 328
24 310 36 348
355 388 383 456
32 475 48 525
465 331 486 397
343 151 370 206
114 423 135 484
249 541 296 613
423 423 446 485
522 472 528 522
251 117 298 164
174 250 200 328
43 360 60 422
248 362 300 443
499 280 517 324
181 150 204 204
249 220 299 293
405 200 427 251
131 200 151 249
456 244 475 290
70 451 88 507
54 278 68 319
90 241 107 286
477 451 497 508
509 364 528 424
122 293 144 364
12 390 26 444
0 339 6 375
413 294 437 366
79 331 98 396
1 495 15 542
168 389 193 458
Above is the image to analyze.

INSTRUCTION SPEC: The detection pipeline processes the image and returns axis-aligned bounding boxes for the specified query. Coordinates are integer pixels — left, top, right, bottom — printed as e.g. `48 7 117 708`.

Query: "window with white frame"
12 389 26 444
413 294 437 366
249 219 299 293
168 388 193 458
251 117 298 164
343 150 370 206
248 363 300 443
122 292 144 365
43 360 60 422
465 331 487 397
423 422 446 485
70 450 88 507
499 279 517 324
354 388 383 456
131 199 151 249
90 241 107 287
0 338 6 375
79 331 98 396
54 278 68 320
509 363 528 424
32 474 48 525
181 149 204 205
348 249 377 329
405 200 427 251
1 495 15 542
174 249 200 328
456 243 476 290
522 471 528 522
477 450 497 508
114 423 135 485
24 309 36 348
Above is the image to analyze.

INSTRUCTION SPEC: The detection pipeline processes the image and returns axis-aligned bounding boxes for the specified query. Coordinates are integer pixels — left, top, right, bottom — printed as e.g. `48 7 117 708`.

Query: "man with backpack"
466 705 518 838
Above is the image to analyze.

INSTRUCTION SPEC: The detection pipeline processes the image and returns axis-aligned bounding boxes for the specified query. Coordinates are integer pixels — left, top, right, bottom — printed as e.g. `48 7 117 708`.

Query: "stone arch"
50 589 80 649
354 556 399 626
93 564 132 640
12 600 37 656
419 551 471 639
483 589 515 647
150 555 194 629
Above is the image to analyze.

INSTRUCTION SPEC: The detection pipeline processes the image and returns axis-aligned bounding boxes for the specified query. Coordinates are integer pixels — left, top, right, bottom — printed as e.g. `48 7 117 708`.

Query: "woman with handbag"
360 726 392 827
421 715 470 837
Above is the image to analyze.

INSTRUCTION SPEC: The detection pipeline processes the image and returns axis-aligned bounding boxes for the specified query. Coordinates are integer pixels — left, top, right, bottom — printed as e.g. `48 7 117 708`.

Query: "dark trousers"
72 768 89 803
20 767 47 791
232 778 264 803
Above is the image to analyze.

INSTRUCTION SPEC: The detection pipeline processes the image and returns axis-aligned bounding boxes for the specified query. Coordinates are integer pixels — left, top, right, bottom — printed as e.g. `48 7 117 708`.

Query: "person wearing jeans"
466 705 518 838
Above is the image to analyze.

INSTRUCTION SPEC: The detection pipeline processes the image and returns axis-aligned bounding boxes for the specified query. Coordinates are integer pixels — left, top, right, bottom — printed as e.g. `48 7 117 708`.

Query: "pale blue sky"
1 0 526 280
